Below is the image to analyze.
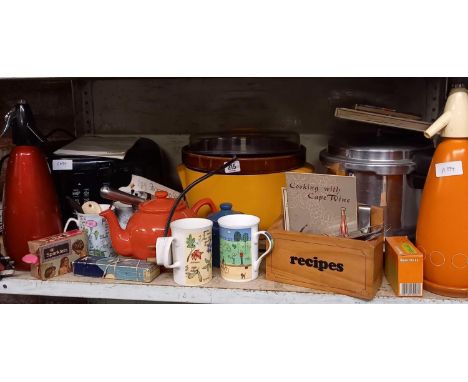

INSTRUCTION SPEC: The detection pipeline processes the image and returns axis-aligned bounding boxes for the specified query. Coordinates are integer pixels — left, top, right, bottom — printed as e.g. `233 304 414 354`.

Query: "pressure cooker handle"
408 149 435 189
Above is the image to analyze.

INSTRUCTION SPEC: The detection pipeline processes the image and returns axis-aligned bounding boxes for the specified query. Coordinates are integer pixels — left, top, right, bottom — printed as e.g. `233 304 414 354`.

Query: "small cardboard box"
73 256 160 283
265 207 384 300
384 236 423 297
28 229 88 280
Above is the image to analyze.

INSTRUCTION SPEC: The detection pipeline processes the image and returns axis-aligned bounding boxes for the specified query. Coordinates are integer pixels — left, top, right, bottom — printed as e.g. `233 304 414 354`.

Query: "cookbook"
285 172 358 235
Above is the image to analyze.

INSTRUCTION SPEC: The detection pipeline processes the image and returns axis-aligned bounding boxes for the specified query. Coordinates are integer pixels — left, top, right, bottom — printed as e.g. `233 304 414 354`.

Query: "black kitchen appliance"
50 137 166 223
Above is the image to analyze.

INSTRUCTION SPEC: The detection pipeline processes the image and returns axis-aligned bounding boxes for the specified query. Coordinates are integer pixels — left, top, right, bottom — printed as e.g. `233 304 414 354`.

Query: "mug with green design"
218 214 274 282
64 204 116 257
156 218 213 286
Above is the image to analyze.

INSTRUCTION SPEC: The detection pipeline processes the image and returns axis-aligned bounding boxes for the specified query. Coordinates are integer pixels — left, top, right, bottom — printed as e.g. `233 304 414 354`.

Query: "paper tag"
435 161 463 178
119 174 181 199
224 161 241 174
52 159 73 170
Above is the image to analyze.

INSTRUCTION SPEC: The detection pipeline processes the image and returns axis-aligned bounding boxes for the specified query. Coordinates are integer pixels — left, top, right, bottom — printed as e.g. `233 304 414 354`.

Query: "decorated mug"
64 204 116 258
156 218 213 286
218 214 274 282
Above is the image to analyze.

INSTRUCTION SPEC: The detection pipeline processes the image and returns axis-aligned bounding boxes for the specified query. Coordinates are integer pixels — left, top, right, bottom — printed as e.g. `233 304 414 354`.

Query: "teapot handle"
190 198 218 216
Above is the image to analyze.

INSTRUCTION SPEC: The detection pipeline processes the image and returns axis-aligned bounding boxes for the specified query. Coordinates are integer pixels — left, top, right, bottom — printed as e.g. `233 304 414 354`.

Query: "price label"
435 161 463 178
52 159 73 171
224 160 241 174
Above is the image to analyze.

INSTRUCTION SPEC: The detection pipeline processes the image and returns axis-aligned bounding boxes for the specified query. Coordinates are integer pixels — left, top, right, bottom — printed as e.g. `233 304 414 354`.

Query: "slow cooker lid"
183 129 306 174
182 145 307 174
187 130 301 156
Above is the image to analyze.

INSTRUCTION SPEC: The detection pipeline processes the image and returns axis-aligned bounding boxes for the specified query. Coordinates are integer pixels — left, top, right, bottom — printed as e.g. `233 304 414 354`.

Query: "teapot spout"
100 208 132 256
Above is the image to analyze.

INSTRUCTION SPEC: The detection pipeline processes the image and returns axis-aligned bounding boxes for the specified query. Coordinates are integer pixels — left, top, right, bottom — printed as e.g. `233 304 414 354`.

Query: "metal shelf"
0 268 465 303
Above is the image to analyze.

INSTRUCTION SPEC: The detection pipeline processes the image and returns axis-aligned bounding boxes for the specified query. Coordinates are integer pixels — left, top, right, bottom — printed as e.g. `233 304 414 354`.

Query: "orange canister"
416 86 468 297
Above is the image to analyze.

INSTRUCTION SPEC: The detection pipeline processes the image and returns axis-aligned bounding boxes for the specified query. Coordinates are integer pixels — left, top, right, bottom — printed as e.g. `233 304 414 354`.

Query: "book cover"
334 107 430 133
285 173 358 235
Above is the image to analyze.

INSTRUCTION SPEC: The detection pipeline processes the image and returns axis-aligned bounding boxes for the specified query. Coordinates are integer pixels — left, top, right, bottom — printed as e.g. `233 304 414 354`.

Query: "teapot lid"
139 191 186 213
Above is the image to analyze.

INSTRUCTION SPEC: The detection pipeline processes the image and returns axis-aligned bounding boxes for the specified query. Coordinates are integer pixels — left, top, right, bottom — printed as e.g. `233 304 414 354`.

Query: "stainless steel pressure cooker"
320 134 434 238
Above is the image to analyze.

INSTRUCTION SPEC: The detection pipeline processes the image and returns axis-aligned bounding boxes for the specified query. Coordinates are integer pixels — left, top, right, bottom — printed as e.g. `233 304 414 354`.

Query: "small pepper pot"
207 202 242 267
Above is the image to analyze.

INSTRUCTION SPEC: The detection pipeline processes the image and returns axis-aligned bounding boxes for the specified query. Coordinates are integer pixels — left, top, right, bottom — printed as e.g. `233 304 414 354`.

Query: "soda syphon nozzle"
2 100 47 146
424 111 451 138
424 87 468 139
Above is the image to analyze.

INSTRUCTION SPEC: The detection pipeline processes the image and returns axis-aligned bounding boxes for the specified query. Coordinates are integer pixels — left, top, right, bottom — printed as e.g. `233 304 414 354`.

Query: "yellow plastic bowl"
177 164 314 230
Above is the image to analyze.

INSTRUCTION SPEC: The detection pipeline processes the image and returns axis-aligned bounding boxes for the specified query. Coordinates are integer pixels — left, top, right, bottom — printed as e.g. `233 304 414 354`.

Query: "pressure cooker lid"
187 130 301 156
320 134 434 174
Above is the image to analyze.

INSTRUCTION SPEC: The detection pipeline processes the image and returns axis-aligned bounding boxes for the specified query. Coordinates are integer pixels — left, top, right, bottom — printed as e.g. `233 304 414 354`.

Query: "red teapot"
100 191 217 260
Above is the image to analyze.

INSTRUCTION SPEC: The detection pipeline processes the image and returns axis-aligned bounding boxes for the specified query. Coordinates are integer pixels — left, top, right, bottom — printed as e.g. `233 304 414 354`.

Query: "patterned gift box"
28 229 88 280
73 256 160 283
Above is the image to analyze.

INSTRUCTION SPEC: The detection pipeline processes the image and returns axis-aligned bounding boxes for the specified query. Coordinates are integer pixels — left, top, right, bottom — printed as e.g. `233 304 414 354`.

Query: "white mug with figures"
218 214 274 282
64 204 116 258
156 218 213 286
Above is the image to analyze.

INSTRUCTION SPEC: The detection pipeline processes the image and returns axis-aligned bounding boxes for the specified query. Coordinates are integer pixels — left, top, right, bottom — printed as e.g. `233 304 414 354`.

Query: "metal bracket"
81 81 95 135
424 78 446 122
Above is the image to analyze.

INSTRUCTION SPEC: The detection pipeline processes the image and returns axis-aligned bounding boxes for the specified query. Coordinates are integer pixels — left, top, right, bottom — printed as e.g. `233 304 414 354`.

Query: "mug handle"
253 231 275 272
156 237 181 269
64 218 79 232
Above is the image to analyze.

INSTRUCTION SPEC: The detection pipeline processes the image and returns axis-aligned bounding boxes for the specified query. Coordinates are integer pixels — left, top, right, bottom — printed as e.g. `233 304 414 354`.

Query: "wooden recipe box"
266 207 384 300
